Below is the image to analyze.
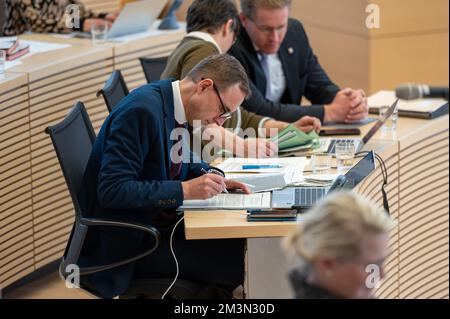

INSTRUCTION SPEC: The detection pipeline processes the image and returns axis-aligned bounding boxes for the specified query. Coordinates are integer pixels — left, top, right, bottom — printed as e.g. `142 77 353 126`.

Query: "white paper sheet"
217 157 309 174
25 40 71 55
4 60 22 70
180 192 272 210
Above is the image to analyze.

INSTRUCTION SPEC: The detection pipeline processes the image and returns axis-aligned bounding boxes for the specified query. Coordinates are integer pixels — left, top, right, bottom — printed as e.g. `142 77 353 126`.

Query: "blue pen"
242 165 283 170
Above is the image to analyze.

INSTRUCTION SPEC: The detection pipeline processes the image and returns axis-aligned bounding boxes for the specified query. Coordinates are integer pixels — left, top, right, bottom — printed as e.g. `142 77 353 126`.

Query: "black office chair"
45 102 229 299
96 70 129 112
139 56 168 83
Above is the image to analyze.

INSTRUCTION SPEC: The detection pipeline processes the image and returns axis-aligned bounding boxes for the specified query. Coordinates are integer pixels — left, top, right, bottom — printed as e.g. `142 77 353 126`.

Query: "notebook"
369 90 448 119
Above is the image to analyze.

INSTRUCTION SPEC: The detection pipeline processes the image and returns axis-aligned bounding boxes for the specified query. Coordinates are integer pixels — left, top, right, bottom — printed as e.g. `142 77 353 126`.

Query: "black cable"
356 151 390 215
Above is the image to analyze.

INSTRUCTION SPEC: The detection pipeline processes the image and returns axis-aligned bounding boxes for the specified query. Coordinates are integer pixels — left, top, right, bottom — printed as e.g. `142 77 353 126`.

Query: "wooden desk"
0 73 35 289
7 46 114 272
20 24 186 90
1 28 186 291
184 115 449 299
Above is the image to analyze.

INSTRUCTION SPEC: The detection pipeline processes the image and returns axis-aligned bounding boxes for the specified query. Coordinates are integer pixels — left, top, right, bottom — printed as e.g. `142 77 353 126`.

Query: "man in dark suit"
78 54 251 298
230 0 369 124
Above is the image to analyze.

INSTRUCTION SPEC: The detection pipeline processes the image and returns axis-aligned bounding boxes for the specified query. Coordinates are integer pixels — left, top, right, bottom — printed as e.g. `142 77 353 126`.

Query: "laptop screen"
343 151 376 189
362 99 399 145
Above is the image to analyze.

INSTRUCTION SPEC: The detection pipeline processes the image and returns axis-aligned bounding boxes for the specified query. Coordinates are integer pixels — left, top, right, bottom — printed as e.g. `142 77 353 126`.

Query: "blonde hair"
241 0 292 20
284 191 396 264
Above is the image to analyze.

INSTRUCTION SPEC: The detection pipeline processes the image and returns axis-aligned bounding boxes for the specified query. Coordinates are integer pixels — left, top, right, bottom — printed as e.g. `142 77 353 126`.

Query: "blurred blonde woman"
284 191 396 299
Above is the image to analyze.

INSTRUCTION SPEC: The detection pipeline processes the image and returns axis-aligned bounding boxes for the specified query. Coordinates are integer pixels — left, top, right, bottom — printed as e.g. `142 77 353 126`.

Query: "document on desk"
226 171 303 193
179 192 272 211
217 157 309 174
369 90 448 114
25 40 71 55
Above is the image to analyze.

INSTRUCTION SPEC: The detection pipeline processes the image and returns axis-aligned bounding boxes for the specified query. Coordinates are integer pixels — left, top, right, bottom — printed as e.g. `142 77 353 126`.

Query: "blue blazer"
230 19 341 123
77 80 213 298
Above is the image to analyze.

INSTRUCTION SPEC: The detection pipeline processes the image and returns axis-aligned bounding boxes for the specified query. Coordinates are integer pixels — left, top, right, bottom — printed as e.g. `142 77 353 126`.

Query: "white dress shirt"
255 44 287 103
171 80 187 125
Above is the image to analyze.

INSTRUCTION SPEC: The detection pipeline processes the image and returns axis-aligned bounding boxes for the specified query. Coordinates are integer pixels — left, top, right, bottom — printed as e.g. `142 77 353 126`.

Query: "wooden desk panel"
80 0 119 14
0 73 35 289
397 116 449 299
2 29 186 289
6 46 114 273
29 52 113 270
184 115 449 299
20 28 186 90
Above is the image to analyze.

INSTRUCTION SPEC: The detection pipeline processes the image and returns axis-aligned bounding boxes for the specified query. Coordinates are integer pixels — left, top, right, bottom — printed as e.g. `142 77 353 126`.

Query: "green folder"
271 124 320 152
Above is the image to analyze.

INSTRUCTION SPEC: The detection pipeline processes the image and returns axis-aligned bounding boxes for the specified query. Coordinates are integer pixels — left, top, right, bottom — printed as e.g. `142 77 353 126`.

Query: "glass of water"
379 104 399 133
335 141 356 173
0 50 6 77
311 153 332 174
91 20 109 45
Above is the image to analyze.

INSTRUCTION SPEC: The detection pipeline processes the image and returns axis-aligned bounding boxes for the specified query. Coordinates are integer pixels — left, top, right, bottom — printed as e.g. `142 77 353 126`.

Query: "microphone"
396 83 449 101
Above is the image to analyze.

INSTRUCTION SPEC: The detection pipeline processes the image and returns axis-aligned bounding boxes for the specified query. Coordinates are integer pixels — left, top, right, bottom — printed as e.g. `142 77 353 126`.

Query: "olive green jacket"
161 36 271 133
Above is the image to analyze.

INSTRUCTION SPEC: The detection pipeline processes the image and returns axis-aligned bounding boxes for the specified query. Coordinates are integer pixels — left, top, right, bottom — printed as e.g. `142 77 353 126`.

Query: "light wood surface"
80 0 120 14
20 25 186 90
0 73 35 289
291 0 449 95
0 10 448 297
184 115 449 299
1 28 185 291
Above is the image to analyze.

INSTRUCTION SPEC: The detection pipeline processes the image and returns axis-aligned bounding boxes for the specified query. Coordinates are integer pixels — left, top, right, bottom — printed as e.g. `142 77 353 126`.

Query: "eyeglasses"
213 83 233 121
248 17 287 35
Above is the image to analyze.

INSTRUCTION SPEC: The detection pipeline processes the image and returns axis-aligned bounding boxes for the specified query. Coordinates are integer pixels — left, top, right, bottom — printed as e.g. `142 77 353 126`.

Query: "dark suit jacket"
77 80 243 298
230 18 340 123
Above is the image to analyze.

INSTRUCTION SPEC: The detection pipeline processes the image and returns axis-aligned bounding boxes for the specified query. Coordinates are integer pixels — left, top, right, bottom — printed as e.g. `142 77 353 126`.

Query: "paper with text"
180 192 272 210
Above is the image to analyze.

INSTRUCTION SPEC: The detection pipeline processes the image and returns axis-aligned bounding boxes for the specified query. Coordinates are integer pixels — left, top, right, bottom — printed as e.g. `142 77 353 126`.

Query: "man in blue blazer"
230 0 369 124
78 54 252 298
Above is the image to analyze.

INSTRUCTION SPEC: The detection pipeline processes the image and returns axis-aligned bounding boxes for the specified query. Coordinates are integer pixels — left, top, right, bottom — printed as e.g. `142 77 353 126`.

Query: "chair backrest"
97 70 130 112
139 56 168 83
45 102 96 218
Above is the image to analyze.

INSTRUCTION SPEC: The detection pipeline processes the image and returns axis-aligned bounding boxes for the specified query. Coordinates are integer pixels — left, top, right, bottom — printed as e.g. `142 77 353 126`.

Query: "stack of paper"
0 37 72 70
179 192 272 210
217 157 308 193
0 37 30 61
271 124 320 153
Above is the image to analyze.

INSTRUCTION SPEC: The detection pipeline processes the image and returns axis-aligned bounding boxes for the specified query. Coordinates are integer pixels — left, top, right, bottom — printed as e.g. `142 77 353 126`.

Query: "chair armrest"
60 217 160 277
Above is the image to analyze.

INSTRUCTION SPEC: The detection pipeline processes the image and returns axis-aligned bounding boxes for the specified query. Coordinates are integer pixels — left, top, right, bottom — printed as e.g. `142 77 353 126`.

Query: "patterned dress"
1 0 107 35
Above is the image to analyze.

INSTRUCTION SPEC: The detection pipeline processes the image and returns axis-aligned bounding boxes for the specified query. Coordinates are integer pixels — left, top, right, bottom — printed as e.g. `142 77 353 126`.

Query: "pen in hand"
201 168 228 194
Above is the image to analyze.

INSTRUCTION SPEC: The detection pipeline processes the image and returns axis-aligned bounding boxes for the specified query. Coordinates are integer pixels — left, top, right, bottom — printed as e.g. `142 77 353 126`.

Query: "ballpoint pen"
242 165 283 170
201 168 228 193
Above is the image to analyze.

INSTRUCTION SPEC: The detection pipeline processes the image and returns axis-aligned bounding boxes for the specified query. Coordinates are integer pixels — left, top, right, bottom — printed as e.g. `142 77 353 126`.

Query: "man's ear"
223 19 234 36
197 78 213 94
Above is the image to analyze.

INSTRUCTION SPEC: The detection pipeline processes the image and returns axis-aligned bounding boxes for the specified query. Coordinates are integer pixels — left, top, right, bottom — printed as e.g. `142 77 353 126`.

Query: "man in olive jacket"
162 0 321 158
